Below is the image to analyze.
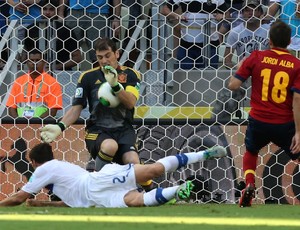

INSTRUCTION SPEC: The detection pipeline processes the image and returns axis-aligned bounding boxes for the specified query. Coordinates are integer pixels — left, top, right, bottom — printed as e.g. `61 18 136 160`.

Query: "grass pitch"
0 204 300 230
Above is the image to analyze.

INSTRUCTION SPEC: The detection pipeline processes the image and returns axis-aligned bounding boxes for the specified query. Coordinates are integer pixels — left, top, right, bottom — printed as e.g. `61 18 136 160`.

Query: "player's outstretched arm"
40 105 83 143
26 199 69 207
40 124 65 143
0 190 31 207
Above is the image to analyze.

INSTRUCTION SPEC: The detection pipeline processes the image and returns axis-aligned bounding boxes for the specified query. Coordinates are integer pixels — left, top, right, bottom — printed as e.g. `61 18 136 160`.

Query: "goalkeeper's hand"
40 124 62 143
101 65 118 87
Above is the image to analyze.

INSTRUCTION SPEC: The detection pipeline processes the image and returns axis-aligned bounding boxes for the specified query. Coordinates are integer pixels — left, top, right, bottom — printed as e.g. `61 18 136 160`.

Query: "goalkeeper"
0 143 227 207
40 38 146 182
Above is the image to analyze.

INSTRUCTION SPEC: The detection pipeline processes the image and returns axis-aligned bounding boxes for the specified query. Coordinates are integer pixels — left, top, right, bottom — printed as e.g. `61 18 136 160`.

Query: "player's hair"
94 37 118 52
29 143 54 163
269 20 291 48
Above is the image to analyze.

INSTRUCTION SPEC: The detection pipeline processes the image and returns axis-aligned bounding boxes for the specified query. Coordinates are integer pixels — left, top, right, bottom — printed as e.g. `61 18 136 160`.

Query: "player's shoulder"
78 67 102 83
36 159 59 172
253 49 267 57
81 66 102 76
119 66 141 80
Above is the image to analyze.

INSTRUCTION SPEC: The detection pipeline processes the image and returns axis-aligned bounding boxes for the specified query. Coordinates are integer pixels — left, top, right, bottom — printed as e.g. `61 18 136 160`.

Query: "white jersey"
22 160 137 208
225 23 270 61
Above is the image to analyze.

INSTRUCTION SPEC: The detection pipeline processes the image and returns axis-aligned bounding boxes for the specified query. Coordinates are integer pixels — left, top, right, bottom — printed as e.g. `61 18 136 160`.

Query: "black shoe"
239 183 255 207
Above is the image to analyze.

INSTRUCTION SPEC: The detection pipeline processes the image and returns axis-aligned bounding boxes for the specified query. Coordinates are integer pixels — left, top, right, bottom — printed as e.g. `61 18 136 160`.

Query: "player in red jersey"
228 20 300 207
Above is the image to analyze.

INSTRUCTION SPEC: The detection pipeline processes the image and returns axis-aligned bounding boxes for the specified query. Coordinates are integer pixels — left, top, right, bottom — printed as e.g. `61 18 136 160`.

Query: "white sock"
157 150 206 173
143 186 179 206
185 151 206 164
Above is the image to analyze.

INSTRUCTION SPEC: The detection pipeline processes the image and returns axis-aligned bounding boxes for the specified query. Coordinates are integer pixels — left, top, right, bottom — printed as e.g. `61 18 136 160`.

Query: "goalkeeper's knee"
94 151 113 171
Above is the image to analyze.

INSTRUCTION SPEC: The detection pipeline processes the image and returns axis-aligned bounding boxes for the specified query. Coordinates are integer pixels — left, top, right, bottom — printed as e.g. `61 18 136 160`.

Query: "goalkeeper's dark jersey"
72 65 141 132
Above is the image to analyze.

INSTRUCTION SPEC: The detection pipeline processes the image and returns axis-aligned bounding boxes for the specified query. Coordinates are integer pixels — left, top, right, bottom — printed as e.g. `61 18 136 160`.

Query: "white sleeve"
22 165 53 194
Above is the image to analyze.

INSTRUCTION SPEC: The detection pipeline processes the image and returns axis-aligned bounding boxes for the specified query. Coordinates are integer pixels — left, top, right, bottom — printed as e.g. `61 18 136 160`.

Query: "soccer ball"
97 82 121 108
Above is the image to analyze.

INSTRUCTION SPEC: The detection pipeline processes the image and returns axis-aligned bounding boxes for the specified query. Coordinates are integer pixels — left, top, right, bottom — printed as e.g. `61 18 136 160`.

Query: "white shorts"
87 163 137 208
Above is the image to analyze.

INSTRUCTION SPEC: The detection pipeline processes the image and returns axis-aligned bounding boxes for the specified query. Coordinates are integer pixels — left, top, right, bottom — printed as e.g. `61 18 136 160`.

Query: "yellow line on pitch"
0 215 299 226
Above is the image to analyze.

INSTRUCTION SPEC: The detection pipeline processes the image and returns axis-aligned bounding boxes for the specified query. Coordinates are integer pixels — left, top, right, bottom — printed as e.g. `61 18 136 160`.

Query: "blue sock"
175 154 188 169
143 187 179 206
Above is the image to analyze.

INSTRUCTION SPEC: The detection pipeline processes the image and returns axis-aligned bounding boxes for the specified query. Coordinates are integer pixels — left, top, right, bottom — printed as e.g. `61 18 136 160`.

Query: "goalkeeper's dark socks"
94 151 113 171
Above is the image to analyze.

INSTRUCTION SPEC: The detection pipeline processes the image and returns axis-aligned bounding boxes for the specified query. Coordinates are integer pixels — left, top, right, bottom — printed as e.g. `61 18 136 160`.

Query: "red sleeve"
235 51 259 82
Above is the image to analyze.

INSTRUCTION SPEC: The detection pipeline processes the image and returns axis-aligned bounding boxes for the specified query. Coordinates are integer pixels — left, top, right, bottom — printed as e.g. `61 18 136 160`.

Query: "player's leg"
134 145 227 186
85 132 118 171
119 147 153 191
118 148 140 165
125 146 226 207
124 181 194 207
95 139 118 171
85 156 95 172
117 130 153 190
273 121 300 160
240 117 269 207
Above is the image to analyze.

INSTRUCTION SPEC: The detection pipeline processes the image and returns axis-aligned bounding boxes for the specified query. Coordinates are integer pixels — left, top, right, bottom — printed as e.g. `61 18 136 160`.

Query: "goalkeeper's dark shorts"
245 116 300 160
85 126 138 164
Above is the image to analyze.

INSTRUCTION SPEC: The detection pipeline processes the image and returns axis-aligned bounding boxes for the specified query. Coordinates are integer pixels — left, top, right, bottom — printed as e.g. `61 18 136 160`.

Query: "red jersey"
235 48 300 124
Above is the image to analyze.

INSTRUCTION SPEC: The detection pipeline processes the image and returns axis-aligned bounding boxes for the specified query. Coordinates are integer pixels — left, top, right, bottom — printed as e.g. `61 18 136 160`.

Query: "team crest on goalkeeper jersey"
118 73 127 83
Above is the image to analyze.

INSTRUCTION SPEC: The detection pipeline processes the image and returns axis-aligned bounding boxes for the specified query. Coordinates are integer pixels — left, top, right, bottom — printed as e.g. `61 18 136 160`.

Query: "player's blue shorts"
245 116 300 160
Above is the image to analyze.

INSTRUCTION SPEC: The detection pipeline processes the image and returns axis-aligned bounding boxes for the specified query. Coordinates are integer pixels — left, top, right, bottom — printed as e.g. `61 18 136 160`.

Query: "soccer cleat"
175 180 195 201
165 198 177 205
239 183 255 207
203 146 227 160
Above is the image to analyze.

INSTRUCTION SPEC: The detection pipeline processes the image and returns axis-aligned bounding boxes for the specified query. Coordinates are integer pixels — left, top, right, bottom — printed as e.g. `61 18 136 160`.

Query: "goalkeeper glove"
102 65 118 86
40 122 66 143
101 65 123 94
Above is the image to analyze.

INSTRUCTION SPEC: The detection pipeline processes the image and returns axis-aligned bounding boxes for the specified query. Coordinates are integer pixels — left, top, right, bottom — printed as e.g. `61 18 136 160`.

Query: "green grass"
1 204 300 230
